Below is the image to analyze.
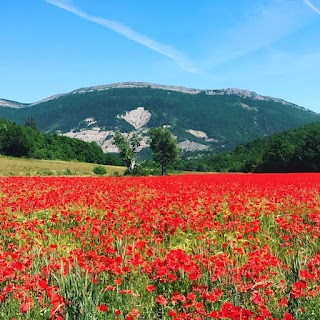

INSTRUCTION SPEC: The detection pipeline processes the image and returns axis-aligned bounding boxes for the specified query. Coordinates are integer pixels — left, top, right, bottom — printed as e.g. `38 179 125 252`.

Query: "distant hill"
193 121 320 173
0 82 319 155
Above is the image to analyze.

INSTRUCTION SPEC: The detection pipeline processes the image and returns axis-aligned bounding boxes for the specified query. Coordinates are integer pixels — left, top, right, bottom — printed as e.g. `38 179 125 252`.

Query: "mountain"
0 82 319 155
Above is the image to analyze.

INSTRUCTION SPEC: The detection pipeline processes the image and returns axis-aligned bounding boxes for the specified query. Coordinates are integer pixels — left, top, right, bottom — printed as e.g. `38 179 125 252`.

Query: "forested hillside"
187 122 320 173
1 82 319 154
0 118 122 165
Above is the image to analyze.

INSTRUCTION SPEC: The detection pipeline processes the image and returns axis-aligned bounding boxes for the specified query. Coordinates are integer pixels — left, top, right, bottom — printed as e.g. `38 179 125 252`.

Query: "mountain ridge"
0 82 319 156
0 82 311 112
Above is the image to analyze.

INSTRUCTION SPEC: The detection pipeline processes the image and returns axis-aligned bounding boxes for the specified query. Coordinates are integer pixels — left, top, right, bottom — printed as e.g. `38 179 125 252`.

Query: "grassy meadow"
0 156 126 176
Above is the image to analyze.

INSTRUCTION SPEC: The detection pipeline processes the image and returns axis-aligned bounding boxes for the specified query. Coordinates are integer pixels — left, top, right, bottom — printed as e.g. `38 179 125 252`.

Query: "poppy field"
1 174 320 319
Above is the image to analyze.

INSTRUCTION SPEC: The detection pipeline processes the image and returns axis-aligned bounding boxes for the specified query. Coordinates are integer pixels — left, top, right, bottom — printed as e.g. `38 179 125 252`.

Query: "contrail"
304 0 320 14
45 0 198 73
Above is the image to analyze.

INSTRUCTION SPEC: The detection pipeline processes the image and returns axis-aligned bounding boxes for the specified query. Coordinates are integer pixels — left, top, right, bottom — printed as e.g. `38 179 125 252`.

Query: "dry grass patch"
0 156 126 176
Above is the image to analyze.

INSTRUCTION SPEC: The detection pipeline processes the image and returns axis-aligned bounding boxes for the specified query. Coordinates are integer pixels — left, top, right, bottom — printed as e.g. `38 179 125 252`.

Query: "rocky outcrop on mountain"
0 82 318 156
0 99 26 108
117 107 151 130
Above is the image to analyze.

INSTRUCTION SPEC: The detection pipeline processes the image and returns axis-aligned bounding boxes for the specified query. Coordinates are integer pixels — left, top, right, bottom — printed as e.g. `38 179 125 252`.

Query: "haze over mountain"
0 82 319 155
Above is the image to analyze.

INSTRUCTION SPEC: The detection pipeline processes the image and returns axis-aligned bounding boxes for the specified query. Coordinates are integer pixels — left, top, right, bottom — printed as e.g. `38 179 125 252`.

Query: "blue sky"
1 0 320 112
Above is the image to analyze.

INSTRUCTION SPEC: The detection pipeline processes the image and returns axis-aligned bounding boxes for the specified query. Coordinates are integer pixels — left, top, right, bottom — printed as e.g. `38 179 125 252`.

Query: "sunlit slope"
0 156 125 176
0 82 319 153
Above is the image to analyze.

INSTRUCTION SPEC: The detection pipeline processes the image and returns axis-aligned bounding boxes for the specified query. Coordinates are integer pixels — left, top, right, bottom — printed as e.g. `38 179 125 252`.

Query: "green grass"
0 156 126 176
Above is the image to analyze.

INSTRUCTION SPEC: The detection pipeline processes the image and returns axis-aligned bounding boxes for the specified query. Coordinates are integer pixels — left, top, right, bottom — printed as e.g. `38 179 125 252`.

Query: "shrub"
63 168 76 175
125 165 161 176
36 170 56 176
93 165 107 175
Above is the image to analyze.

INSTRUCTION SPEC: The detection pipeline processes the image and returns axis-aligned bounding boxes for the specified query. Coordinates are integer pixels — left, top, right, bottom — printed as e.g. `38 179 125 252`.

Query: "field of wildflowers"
0 174 320 319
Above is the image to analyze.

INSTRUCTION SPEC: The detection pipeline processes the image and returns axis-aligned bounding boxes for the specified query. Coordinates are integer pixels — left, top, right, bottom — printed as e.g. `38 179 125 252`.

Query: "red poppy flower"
146 284 155 292
156 295 168 305
97 303 108 312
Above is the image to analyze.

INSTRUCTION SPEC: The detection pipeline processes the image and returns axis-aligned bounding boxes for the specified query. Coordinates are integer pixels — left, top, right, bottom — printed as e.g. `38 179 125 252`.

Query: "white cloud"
45 0 198 73
204 0 311 68
304 0 320 14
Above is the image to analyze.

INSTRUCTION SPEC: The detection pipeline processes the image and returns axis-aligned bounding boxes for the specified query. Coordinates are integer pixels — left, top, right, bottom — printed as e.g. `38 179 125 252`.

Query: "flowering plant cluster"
0 174 320 319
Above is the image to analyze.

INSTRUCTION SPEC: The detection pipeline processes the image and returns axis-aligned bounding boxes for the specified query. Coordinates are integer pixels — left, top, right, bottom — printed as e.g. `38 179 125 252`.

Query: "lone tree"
148 127 179 175
113 130 141 172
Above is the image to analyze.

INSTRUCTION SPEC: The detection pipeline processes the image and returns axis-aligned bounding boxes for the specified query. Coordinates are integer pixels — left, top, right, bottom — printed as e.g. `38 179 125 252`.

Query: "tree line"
0 118 122 165
0 117 179 174
181 121 320 173
3 116 320 174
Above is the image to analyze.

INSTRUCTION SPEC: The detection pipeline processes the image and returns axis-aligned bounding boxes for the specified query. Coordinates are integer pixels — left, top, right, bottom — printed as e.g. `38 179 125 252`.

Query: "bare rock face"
0 99 26 108
63 128 116 152
179 140 209 152
62 111 215 154
239 103 258 112
63 107 154 153
186 129 217 142
117 107 151 130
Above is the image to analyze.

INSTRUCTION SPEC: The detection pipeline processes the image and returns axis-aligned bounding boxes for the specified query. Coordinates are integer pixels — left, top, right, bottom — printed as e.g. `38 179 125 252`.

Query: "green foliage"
256 122 320 172
125 161 163 176
51 263 106 320
0 118 117 165
63 168 76 175
25 115 37 130
1 86 318 154
36 169 56 176
93 165 107 175
291 129 320 172
112 130 141 172
185 121 320 173
104 153 124 166
259 137 296 172
149 127 179 175
0 119 33 157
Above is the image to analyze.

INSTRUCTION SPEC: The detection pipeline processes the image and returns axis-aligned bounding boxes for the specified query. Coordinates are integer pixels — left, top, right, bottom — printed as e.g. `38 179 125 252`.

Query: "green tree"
292 131 320 172
148 127 179 175
0 123 32 157
258 137 295 172
25 116 37 130
112 130 141 172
